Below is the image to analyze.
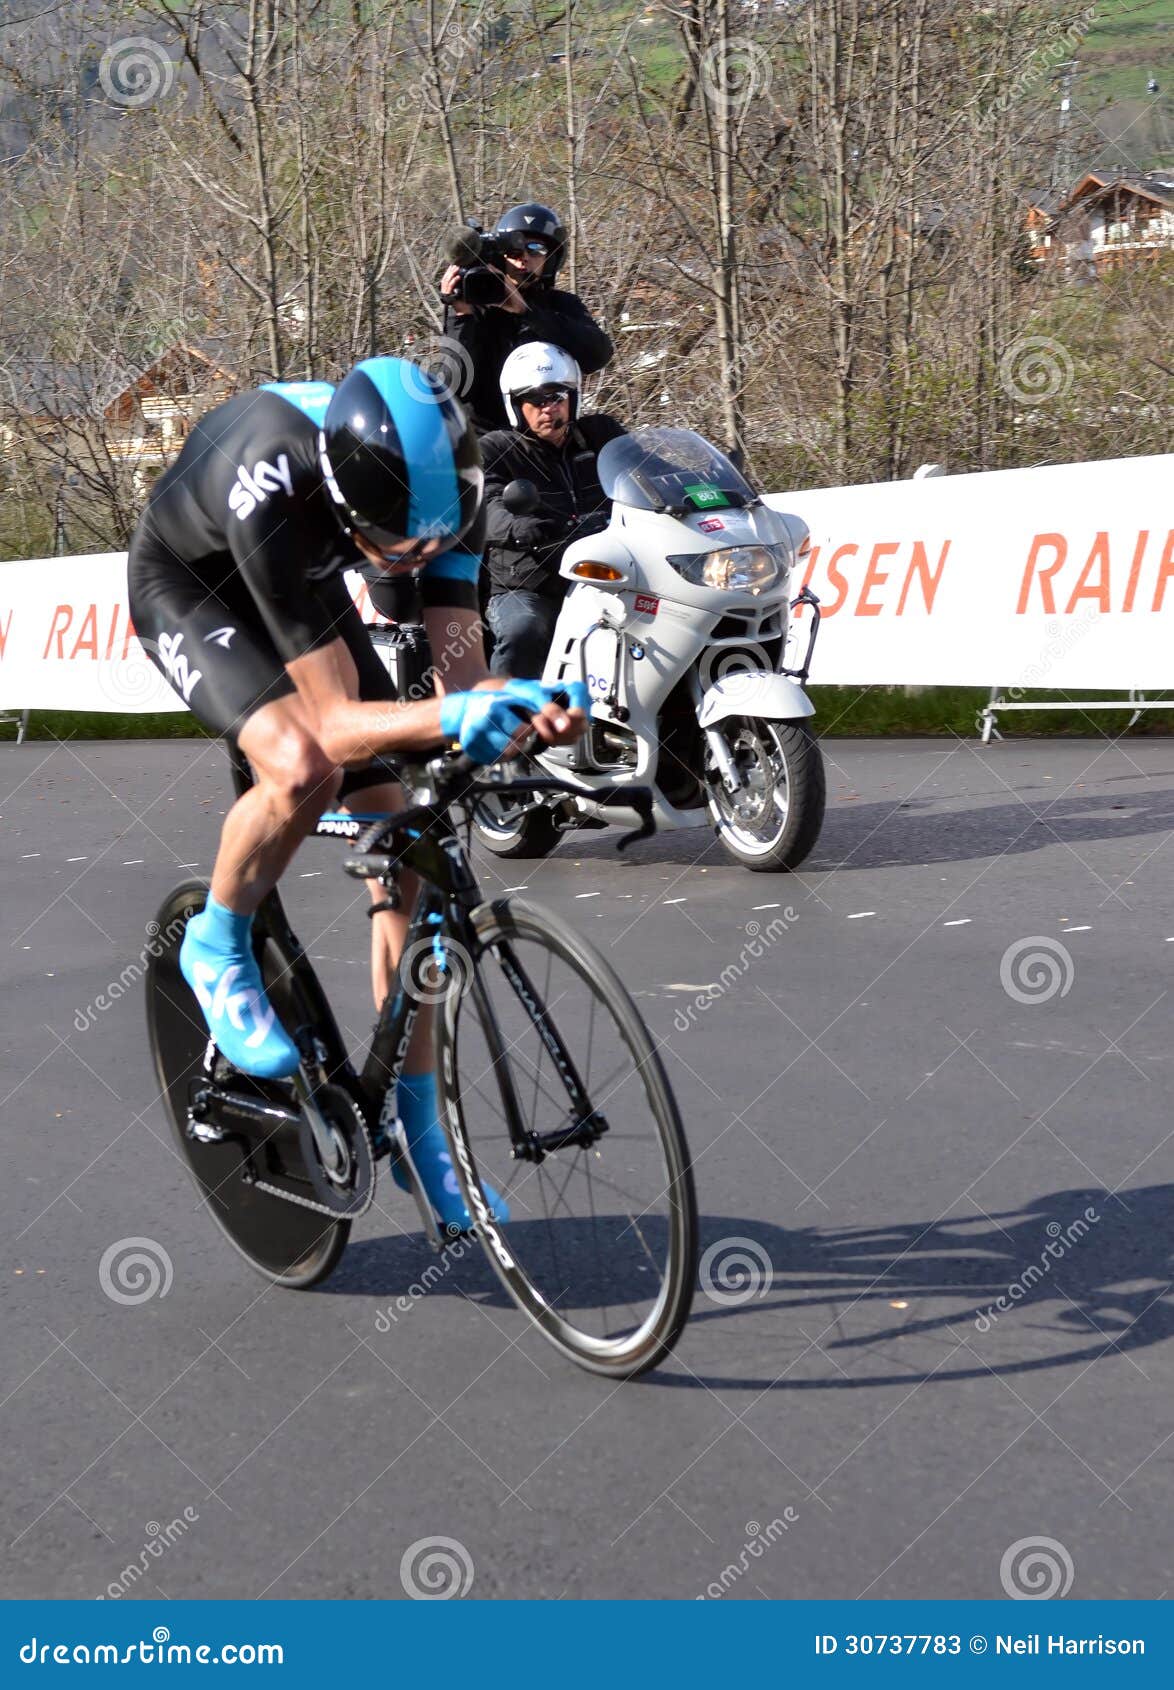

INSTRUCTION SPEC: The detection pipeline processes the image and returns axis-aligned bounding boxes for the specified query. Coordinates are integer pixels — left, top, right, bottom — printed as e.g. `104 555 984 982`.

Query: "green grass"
1080 0 1172 111
1 710 210 742
808 687 1174 737
6 692 1173 744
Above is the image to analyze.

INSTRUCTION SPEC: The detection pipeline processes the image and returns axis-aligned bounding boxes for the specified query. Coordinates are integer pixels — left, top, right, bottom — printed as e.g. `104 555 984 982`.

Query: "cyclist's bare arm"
285 632 584 769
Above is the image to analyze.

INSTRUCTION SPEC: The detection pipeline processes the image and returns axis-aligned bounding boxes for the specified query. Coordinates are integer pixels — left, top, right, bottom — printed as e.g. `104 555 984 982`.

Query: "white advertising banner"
766 453 1174 689
0 555 381 713
1 453 1171 710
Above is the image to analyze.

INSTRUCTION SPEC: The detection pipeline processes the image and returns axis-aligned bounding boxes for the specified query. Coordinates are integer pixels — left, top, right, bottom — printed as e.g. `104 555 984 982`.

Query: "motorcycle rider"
481 343 626 678
440 202 613 434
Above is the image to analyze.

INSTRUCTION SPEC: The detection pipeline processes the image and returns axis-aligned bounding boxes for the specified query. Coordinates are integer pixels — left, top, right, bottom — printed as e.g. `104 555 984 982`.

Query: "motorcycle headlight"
665 544 789 595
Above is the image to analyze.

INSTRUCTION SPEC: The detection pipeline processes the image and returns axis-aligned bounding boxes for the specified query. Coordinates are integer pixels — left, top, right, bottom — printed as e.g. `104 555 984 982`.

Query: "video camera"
444 223 512 308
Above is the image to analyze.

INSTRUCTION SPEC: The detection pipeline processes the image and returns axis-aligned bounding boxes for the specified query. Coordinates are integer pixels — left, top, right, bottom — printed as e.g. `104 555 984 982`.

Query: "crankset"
186 1065 375 1220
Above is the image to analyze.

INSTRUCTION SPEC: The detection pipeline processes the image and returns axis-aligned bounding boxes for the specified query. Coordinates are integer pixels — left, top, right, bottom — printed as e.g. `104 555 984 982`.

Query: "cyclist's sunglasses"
520 386 571 409
501 235 552 258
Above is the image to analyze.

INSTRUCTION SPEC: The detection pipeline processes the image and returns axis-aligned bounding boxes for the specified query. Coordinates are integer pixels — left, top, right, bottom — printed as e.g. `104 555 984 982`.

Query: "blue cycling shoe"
392 1072 509 1233
179 897 301 1080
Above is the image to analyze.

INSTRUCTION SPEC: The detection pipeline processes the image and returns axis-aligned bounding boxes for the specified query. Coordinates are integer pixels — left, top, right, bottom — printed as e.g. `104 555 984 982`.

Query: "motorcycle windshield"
597 427 756 514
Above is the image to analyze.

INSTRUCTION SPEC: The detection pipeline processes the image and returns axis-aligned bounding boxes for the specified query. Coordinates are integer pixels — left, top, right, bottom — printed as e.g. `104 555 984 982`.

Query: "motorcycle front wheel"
470 791 562 859
705 718 826 872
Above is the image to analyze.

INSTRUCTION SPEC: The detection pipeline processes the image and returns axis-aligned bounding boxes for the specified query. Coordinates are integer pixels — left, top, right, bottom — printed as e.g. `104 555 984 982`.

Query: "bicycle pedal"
187 1114 227 1145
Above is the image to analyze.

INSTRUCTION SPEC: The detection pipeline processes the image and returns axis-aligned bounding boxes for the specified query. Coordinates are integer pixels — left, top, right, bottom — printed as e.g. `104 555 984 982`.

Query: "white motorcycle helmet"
500 341 581 428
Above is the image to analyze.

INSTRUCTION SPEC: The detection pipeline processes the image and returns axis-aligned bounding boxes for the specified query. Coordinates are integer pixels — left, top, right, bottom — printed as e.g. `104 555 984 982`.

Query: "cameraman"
482 343 625 678
440 202 613 434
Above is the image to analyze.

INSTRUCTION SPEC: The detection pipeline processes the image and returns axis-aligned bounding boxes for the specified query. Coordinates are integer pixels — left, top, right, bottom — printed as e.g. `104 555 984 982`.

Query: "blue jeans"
486 591 562 679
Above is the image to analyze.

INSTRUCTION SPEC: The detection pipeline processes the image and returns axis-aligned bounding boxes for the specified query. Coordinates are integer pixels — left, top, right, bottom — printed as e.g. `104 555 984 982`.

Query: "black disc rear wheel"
435 899 696 1378
145 882 348 1288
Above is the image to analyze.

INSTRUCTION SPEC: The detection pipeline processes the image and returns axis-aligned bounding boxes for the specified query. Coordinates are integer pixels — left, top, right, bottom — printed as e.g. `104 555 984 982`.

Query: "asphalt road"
3 734 1173 1603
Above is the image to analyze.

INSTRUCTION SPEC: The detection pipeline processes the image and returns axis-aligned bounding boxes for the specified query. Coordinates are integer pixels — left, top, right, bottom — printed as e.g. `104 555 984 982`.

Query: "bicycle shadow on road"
661 1183 1174 1390
537 788 1174 875
324 1183 1174 1391
805 790 1174 874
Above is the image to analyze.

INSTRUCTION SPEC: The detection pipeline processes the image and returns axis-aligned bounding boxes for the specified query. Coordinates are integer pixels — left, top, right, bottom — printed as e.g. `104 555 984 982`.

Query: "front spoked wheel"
435 900 696 1378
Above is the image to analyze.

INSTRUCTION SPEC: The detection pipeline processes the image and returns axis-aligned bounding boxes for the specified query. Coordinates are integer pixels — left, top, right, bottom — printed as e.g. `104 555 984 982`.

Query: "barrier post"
979 688 1168 743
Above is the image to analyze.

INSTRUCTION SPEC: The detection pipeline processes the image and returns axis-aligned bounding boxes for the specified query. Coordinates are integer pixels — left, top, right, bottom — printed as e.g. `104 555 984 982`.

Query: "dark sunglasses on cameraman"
521 386 571 409
503 235 551 257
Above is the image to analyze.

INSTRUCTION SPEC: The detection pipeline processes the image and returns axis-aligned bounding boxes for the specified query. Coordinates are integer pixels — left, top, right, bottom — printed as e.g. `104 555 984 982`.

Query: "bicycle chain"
253 1116 376 1221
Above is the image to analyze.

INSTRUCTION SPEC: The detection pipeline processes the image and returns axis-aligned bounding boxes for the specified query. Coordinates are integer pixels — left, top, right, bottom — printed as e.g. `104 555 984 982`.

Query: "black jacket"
482 414 626 598
444 286 613 433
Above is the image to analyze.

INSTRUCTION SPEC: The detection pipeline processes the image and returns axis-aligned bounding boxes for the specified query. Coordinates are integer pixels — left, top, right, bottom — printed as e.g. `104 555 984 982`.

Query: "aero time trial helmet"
320 357 482 552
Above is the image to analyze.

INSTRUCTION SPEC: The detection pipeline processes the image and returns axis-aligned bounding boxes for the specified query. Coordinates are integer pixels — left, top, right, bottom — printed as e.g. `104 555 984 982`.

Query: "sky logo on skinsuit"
228 453 293 521
156 631 202 702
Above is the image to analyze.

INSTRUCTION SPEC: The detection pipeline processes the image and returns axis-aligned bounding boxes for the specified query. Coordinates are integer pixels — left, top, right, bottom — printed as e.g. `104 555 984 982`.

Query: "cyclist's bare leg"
341 777 433 1073
211 695 342 914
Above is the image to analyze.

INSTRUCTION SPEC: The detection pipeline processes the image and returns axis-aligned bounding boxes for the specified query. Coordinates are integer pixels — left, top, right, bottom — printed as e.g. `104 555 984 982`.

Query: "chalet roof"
1061 170 1174 213
1 339 236 418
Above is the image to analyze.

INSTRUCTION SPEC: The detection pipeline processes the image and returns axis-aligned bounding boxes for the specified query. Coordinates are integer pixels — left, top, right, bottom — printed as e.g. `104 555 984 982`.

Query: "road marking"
847 911 876 919
942 918 971 927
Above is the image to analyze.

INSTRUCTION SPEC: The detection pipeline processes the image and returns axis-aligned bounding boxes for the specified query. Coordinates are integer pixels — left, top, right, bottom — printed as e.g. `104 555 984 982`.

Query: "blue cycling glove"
496 679 591 718
439 687 535 765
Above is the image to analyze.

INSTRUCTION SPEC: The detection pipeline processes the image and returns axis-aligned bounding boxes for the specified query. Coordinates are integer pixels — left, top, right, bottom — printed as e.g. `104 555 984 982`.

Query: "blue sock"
199 896 254 949
393 1071 508 1230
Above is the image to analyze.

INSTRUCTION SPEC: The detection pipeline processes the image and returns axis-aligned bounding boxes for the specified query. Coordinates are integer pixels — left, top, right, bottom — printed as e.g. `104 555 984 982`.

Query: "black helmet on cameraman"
494 202 567 284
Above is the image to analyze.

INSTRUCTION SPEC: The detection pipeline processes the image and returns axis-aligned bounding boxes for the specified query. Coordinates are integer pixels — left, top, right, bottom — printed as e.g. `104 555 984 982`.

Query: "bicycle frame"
228 744 643 1185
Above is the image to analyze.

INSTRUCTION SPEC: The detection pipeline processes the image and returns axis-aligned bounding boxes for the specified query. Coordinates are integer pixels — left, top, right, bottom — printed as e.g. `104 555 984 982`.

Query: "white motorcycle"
472 426 825 872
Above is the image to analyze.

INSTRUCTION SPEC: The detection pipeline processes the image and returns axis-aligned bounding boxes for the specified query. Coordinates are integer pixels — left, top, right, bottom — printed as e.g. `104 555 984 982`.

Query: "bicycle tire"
434 898 696 1378
145 881 348 1289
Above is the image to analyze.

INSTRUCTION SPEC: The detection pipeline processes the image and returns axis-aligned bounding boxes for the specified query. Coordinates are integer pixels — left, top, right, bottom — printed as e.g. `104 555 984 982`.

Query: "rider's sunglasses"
502 235 551 258
521 386 571 410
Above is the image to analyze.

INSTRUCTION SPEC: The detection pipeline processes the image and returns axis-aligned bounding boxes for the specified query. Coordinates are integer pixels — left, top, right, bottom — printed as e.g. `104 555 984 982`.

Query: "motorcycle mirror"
502 478 540 515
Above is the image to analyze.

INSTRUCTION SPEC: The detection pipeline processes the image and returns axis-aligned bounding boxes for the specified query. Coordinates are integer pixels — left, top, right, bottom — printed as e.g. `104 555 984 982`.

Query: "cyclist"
127 358 587 1230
